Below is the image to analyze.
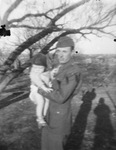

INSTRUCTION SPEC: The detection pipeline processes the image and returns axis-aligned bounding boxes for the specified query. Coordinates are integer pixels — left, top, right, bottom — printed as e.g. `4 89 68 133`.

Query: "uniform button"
56 111 60 114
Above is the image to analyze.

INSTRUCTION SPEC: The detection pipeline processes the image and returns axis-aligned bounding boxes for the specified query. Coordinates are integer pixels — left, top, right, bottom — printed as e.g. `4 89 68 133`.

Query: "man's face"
56 47 72 64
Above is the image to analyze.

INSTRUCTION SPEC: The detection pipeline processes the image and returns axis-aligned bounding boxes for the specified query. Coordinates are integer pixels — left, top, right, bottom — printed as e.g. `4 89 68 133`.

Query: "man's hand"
41 86 53 93
49 81 52 88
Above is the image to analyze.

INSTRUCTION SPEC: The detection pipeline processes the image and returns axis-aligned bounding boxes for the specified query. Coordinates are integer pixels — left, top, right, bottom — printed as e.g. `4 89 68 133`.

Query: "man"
38 36 82 150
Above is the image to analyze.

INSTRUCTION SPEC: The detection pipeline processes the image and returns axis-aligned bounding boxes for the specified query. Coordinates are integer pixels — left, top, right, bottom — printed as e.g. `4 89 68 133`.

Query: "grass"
0 99 41 150
0 62 116 150
0 85 116 150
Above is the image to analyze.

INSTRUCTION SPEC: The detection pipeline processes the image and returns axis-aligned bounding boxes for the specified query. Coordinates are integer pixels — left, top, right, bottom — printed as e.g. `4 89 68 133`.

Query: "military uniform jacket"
38 58 81 135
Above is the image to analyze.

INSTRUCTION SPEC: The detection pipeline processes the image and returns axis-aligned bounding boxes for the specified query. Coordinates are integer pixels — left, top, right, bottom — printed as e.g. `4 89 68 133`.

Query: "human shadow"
64 88 96 150
0 143 8 150
92 97 114 150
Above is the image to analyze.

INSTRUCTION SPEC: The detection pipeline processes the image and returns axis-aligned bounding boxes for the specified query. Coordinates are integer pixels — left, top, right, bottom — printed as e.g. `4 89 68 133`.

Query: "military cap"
56 36 74 48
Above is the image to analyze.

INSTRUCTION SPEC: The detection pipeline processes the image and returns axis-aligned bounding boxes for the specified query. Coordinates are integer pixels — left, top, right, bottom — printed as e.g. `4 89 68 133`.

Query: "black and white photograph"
0 0 116 150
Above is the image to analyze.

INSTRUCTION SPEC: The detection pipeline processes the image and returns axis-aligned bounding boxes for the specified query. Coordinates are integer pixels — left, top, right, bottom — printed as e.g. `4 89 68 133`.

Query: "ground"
0 82 116 150
0 58 116 150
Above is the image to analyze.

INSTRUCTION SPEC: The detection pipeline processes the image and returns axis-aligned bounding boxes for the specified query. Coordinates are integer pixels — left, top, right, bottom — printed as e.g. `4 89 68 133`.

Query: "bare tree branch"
10 24 49 29
42 21 116 54
3 0 91 68
48 0 90 26
41 27 92 54
8 3 67 27
1 0 116 94
98 6 116 25
3 28 53 68
8 12 52 26
2 0 23 27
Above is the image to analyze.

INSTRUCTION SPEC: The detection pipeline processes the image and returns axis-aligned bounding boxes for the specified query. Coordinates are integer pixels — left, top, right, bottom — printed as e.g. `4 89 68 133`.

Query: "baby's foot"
36 118 47 129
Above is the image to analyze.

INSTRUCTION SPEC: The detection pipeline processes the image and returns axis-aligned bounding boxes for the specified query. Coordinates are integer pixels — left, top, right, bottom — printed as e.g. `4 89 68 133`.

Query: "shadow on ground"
0 87 116 150
65 88 96 150
92 97 115 150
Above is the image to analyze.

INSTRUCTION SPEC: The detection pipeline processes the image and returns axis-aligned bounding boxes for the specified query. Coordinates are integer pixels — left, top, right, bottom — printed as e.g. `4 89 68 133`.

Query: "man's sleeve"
72 73 82 96
38 73 81 104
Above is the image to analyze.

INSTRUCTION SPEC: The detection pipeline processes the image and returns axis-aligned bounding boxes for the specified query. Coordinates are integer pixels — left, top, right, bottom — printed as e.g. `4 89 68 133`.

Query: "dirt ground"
0 83 116 150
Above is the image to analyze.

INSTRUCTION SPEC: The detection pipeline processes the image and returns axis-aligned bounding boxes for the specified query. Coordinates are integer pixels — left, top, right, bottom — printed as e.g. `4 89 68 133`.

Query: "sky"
0 0 116 54
77 36 116 54
75 0 116 54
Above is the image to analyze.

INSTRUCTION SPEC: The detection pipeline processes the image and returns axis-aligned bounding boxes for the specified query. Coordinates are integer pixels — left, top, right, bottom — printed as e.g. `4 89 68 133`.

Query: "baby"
29 53 53 128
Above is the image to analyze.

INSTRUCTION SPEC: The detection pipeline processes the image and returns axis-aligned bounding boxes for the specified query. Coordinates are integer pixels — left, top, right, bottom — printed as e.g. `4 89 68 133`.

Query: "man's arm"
38 73 81 104
72 73 82 96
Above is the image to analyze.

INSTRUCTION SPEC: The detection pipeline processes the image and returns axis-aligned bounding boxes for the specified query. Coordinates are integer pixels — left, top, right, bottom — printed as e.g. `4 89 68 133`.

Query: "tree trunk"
0 92 29 109
0 0 90 96
0 71 22 94
0 60 31 94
